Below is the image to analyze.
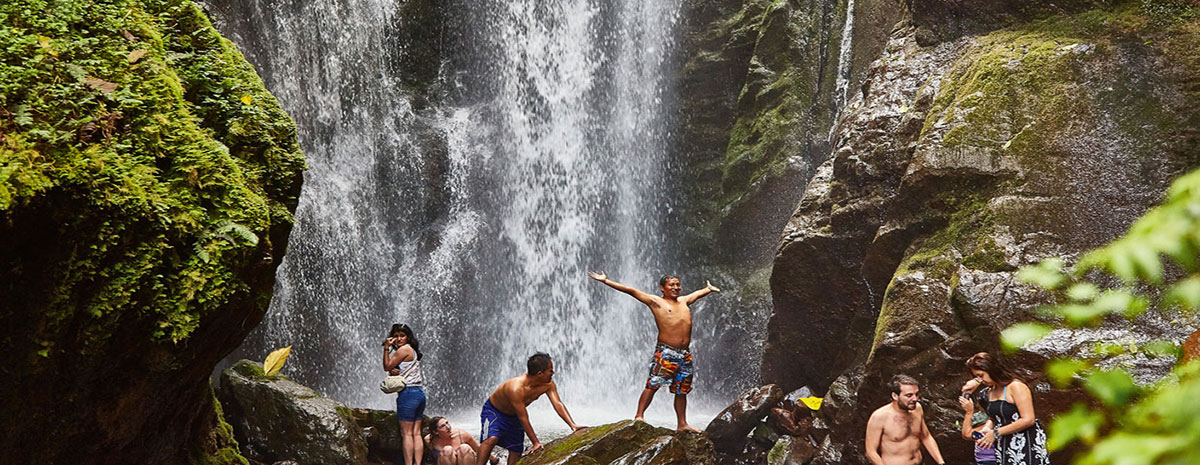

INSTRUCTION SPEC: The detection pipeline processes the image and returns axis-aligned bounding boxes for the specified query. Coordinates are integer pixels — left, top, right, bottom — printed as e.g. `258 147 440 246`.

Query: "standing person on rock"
474 352 583 465
965 352 1050 465
864 374 946 465
588 271 720 432
384 323 426 465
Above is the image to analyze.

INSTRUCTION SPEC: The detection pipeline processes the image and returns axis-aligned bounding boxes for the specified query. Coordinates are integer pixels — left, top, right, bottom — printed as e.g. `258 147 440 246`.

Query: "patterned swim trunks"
646 343 694 394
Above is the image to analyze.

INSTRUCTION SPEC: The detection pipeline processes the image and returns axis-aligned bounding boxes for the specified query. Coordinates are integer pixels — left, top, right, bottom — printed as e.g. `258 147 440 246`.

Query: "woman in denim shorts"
384 323 426 465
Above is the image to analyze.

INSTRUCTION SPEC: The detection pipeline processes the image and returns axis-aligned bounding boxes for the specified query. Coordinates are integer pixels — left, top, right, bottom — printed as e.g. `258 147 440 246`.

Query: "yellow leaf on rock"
264 346 292 376
241 94 253 105
128 49 148 63
799 397 823 410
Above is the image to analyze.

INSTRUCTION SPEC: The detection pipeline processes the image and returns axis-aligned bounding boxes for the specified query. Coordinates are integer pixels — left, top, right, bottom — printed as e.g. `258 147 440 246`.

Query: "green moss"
0 0 304 353
923 3 1199 171
537 421 624 461
191 385 250 465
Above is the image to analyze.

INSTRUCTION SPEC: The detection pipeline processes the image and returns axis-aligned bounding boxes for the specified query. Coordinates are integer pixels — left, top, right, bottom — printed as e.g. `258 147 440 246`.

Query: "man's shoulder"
869 404 892 419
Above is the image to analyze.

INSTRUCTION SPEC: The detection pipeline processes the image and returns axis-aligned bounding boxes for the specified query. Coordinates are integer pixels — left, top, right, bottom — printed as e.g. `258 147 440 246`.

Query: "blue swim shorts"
480 399 524 453
395 386 426 421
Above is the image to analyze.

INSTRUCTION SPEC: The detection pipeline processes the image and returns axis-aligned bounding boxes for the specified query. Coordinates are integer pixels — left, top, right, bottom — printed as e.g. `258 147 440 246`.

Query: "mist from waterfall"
205 0 729 427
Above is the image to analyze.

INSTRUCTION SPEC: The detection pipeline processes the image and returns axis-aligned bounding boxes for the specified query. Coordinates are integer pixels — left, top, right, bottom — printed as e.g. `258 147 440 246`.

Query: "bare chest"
881 413 918 441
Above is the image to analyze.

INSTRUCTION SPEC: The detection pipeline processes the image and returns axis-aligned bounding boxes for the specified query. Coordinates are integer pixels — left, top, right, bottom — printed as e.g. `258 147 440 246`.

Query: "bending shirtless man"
588 271 719 432
475 353 582 465
865 375 946 465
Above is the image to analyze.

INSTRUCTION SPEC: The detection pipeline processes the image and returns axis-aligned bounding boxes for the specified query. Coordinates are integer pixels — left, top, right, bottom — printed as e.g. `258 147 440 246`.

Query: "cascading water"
206 0 723 428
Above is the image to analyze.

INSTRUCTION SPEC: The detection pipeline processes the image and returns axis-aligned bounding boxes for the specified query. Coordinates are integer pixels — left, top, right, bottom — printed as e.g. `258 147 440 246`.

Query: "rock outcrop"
218 361 369 465
0 1 305 463
763 2 1200 465
518 420 716 465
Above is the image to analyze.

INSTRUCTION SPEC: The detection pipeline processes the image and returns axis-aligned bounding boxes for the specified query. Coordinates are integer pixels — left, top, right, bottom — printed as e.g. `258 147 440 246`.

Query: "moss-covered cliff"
0 0 304 463
763 1 1200 464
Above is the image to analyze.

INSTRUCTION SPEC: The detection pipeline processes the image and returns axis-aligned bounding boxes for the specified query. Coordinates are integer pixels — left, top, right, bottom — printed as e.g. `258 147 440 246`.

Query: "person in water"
474 352 583 465
383 323 426 465
425 416 491 465
588 271 720 432
864 374 946 465
964 352 1050 465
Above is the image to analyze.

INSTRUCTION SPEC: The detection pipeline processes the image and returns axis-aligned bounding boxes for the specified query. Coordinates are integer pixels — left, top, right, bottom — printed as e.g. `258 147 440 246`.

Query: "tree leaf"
1047 403 1104 450
1001 322 1051 351
127 49 148 64
1167 276 1200 311
1067 283 1100 302
264 346 292 376
1018 258 1066 289
85 77 119 93
241 94 253 105
1085 369 1137 407
1046 358 1090 387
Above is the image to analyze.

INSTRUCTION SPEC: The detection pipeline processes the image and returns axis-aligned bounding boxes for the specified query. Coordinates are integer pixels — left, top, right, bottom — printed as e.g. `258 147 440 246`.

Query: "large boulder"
705 384 784 453
763 3 1200 465
218 360 368 465
0 1 305 463
518 420 715 465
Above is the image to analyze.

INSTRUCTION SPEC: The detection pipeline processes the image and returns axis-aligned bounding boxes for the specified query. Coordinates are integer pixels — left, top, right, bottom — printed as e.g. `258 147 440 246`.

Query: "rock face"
0 1 304 464
763 3 1200 465
218 361 369 465
518 420 715 465
705 384 784 453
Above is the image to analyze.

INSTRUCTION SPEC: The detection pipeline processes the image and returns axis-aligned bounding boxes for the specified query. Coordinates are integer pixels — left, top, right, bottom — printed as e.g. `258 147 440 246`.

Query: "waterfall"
833 0 856 110
205 0 715 427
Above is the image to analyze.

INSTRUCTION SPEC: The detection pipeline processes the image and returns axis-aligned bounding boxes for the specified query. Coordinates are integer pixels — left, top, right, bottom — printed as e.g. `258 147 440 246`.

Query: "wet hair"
888 374 920 395
390 323 423 360
658 275 679 287
527 352 552 375
966 352 1016 384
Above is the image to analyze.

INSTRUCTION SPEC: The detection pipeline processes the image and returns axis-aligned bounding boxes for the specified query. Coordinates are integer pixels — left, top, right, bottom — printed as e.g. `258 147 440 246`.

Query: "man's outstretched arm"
682 281 720 305
546 382 583 431
588 271 656 306
918 409 946 465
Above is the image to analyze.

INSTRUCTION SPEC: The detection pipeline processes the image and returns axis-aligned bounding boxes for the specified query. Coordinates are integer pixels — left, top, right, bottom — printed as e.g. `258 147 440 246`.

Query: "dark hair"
428 416 448 438
390 323 423 360
527 352 552 375
888 374 919 395
966 352 1015 384
658 275 679 287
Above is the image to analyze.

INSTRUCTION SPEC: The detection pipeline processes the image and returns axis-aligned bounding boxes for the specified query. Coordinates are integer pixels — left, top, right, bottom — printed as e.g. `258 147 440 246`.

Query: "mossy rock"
519 420 680 465
0 0 304 463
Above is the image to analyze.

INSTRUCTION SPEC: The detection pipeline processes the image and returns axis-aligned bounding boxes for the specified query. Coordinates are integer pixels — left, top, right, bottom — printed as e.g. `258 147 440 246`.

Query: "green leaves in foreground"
1007 165 1200 464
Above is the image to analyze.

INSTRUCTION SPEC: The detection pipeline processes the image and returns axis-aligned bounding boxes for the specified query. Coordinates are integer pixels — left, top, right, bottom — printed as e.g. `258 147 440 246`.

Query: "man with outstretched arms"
588 271 720 432
475 353 582 465
865 374 947 465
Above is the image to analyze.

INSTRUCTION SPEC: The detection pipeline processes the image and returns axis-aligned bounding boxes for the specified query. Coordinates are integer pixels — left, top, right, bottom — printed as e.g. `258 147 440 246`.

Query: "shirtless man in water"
475 353 583 465
865 375 946 465
588 271 720 432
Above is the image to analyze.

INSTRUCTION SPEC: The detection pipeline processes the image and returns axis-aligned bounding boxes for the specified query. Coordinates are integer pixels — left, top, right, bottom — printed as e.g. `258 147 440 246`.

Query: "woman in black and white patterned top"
965 352 1050 465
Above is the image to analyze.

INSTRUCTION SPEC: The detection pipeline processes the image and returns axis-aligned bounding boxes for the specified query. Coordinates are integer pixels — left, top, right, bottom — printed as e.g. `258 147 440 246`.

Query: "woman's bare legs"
399 419 424 465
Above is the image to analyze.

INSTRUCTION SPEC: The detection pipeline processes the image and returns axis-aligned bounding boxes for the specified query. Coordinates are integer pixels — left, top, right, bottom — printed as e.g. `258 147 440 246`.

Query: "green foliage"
1010 161 1200 463
0 0 304 349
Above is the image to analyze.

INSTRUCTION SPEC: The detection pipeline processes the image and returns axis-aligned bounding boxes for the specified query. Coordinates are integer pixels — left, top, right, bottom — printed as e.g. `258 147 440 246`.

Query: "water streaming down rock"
205 0 719 423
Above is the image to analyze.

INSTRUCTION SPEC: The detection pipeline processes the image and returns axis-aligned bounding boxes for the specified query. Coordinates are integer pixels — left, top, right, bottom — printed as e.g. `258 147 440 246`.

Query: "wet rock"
218 360 368 465
519 420 714 465
766 408 798 436
766 435 817 465
349 408 403 464
706 384 784 453
765 5 1200 465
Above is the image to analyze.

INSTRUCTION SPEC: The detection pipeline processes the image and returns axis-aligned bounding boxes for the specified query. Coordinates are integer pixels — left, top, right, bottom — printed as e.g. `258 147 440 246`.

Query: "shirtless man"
475 353 583 465
588 271 719 432
865 375 946 465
